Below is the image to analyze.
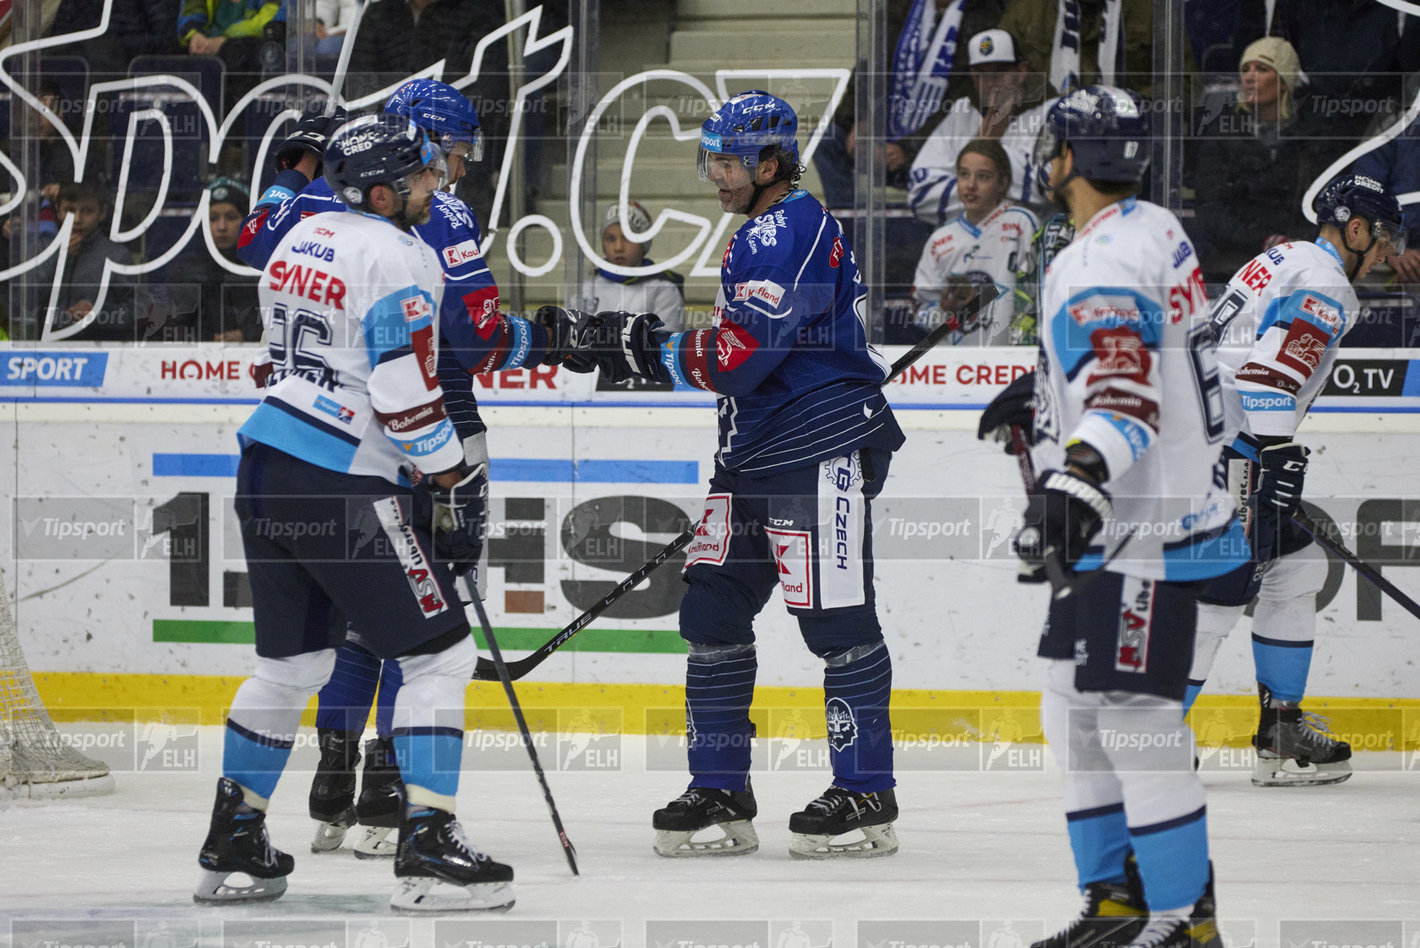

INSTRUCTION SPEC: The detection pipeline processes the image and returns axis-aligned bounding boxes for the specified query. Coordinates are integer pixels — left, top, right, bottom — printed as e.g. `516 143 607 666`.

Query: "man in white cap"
908 27 1059 226
573 200 687 332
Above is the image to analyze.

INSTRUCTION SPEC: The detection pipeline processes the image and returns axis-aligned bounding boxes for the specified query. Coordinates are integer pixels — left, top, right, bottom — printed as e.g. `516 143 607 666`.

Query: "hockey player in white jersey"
193 115 513 913
981 86 1247 948
911 138 1037 344
1186 174 1405 787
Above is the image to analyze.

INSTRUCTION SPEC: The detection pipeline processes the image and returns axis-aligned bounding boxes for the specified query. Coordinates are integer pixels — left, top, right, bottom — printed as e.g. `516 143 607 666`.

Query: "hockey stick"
464 586 580 876
469 282 1006 682
1291 511 1420 622
322 0 367 117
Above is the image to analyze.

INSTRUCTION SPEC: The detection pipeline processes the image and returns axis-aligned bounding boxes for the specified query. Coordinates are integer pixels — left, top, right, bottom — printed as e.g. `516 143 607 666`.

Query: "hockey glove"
533 305 597 372
425 462 489 576
274 101 348 172
1015 467 1112 588
578 311 672 385
1256 440 1309 516
977 370 1036 454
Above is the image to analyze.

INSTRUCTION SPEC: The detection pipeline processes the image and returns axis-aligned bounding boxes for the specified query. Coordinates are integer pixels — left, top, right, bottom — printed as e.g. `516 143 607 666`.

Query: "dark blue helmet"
324 114 445 209
698 90 799 181
1314 173 1406 254
1033 85 1150 194
385 78 484 162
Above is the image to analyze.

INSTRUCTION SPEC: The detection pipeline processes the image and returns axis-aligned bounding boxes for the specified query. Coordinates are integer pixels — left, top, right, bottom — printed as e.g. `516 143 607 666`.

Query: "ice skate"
308 728 360 852
390 807 514 913
1252 685 1352 787
787 785 898 859
652 780 759 857
1032 873 1148 948
353 735 403 858
194 777 294 904
1120 872 1221 948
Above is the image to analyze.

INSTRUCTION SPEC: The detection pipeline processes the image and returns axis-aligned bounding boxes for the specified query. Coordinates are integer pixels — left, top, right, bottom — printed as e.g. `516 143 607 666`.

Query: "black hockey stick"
465 590 580 876
469 282 1006 682
1291 511 1420 622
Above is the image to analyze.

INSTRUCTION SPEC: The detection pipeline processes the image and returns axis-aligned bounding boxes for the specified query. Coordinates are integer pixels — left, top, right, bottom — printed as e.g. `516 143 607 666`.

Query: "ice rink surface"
1 729 1417 948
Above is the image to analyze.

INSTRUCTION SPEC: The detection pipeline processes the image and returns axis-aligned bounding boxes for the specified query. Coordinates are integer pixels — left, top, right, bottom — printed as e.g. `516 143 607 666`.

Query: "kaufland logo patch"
401 295 431 323
442 238 483 268
733 279 786 307
1300 294 1341 331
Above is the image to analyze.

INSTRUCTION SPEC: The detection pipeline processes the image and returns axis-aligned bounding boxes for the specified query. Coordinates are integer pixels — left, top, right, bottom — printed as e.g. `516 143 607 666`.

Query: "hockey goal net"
0 573 113 798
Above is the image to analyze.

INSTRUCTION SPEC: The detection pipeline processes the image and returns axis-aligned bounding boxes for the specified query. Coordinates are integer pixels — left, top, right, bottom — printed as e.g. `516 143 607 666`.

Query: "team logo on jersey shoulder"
829 235 845 268
1279 322 1327 373
1087 327 1150 384
716 320 759 371
1299 294 1342 332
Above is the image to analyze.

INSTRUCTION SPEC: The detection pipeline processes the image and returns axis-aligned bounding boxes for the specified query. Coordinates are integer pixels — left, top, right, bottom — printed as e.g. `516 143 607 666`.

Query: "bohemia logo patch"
825 697 858 752
716 320 759 371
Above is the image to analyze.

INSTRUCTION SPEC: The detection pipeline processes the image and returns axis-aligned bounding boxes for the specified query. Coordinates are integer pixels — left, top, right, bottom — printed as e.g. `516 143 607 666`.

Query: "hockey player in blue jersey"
194 115 513 913
238 81 584 856
981 86 1248 948
571 91 906 859
1186 174 1405 786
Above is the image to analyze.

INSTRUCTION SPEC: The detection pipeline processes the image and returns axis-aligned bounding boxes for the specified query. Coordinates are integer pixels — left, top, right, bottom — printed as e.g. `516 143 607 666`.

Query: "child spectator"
573 201 686 333
39 179 138 340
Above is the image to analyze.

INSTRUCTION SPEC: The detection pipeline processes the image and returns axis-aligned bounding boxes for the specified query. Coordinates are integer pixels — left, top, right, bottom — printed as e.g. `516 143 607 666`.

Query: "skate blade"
789 822 898 859
1252 755 1352 787
353 826 399 859
653 820 759 857
193 869 288 904
390 876 515 914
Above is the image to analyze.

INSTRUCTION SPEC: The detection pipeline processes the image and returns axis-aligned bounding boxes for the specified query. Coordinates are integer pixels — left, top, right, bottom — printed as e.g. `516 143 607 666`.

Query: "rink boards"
3 343 1420 742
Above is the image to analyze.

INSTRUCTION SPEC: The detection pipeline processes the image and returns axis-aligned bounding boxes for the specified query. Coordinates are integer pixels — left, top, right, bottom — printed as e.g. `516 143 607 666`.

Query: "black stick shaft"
1292 511 1420 622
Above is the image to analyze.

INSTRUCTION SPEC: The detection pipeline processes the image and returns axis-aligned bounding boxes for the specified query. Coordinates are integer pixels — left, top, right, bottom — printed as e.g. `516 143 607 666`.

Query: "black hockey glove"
425 462 488 576
578 311 672 385
274 101 348 172
977 370 1036 454
1015 467 1112 588
533 305 596 372
1256 440 1309 516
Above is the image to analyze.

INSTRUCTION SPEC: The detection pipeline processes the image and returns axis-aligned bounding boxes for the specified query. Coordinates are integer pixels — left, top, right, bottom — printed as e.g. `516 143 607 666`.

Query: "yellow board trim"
31 672 1420 749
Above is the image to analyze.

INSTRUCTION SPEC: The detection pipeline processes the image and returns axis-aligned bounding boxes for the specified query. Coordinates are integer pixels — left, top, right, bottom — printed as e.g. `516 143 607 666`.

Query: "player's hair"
957 139 1012 186
757 144 803 189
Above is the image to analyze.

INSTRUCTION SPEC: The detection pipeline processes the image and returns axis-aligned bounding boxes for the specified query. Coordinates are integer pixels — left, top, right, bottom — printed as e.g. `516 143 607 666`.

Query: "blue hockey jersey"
657 190 905 474
239 170 550 439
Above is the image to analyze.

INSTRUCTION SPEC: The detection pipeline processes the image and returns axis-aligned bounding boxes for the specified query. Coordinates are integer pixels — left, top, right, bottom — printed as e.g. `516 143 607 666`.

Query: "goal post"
0 571 114 799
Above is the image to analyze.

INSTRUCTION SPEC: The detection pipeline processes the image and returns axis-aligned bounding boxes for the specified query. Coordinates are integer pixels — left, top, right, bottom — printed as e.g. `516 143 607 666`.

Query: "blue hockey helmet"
324 114 446 209
698 90 799 181
385 78 484 162
1314 173 1406 255
1032 85 1150 194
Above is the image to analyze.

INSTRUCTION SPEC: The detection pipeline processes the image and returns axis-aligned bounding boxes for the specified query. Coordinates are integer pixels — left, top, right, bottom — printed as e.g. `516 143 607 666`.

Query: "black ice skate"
1120 870 1222 948
353 735 404 858
652 780 759 857
308 728 361 853
1032 863 1148 948
390 807 515 913
194 777 294 904
787 785 898 859
1252 684 1352 787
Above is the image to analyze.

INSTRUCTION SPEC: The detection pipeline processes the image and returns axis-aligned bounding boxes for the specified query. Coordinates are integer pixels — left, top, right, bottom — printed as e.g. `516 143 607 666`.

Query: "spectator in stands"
143 178 261 342
907 28 1058 226
814 0 1006 208
289 0 356 63
997 0 1166 98
35 179 138 340
178 0 285 111
1191 37 1348 281
1234 0 1420 143
573 201 687 333
910 139 1036 345
0 79 74 245
1352 117 1420 286
45 0 182 83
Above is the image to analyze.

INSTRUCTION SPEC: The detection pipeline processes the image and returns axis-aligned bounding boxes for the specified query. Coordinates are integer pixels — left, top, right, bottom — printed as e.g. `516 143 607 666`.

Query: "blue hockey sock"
391 727 463 800
1130 805 1209 910
314 641 380 733
1065 802 1131 888
1252 634 1313 704
685 643 757 791
374 657 404 736
822 641 894 792
223 719 295 801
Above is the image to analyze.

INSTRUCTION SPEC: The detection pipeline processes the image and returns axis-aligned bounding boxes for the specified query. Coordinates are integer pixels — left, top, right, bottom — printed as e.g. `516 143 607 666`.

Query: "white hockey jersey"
1208 238 1358 448
912 201 1037 345
238 211 466 485
1033 197 1245 581
906 96 1056 226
